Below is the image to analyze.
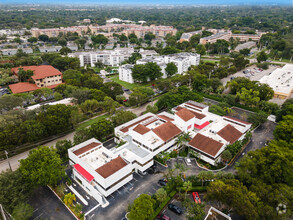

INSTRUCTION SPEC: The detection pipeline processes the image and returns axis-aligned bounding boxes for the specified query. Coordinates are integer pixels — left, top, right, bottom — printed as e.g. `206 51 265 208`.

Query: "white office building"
119 52 200 83
259 64 293 99
68 101 251 206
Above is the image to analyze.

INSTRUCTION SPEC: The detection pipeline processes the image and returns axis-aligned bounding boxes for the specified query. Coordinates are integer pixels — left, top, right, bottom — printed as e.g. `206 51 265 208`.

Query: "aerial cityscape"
0 2 292 220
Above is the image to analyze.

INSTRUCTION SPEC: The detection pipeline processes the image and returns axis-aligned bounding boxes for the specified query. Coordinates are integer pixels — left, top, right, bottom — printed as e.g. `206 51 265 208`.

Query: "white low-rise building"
259 64 293 99
68 101 251 206
119 52 200 83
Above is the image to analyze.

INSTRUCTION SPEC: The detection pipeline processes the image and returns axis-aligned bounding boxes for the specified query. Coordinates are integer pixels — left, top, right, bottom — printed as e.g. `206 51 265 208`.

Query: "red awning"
194 121 210 130
73 164 94 182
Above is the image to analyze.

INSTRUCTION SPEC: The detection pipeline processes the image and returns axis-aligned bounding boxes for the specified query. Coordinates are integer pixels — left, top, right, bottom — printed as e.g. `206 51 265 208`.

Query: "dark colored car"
157 213 170 220
158 179 167 186
168 204 182 215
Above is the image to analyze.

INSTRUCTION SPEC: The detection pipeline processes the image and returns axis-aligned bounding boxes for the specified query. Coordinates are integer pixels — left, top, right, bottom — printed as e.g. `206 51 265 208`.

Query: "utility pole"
4 151 12 172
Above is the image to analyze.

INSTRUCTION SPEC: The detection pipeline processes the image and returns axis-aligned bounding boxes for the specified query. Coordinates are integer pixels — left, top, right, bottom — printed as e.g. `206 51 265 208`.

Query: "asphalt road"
0 100 156 173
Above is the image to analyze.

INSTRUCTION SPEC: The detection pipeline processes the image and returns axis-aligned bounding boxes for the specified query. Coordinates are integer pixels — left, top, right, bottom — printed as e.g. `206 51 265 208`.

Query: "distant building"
119 52 200 83
123 25 177 38
200 32 232 44
69 48 135 67
9 65 63 94
39 46 62 53
1 48 33 56
259 64 293 99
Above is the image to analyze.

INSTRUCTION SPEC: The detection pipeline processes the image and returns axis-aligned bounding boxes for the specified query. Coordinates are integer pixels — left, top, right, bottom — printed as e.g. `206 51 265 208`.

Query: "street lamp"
4 151 12 172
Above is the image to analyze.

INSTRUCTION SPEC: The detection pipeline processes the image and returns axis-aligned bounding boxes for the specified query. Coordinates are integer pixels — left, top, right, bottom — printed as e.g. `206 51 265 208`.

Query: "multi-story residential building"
31 24 176 39
39 46 62 53
199 32 232 44
68 101 251 206
9 65 63 94
69 48 135 67
119 52 200 83
1 48 33 56
122 25 177 38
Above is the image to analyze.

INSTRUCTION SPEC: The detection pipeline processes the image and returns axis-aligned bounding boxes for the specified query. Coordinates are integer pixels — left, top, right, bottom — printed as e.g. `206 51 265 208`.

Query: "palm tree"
64 192 76 207
183 181 192 198
176 132 191 151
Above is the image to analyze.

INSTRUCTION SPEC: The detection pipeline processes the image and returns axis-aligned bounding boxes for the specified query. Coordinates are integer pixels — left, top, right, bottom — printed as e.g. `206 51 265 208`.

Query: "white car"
185 158 192 166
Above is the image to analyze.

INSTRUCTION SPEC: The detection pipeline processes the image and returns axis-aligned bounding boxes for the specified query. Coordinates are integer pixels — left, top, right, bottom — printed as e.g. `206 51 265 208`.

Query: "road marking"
84 204 101 217
110 194 114 198
152 187 157 191
133 177 138 181
116 190 122 194
136 173 143 177
33 208 39 213
33 213 43 220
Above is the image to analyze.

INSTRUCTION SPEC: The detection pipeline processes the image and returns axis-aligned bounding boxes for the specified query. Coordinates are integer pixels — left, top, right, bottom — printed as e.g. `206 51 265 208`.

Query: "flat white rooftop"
259 64 293 95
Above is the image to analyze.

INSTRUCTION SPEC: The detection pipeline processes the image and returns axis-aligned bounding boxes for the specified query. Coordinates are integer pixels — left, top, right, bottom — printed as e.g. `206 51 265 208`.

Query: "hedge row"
176 186 207 192
150 190 177 220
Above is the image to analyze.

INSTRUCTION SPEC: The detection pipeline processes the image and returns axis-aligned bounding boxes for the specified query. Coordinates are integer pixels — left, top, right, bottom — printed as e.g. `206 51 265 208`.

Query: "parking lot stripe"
84 204 101 217
33 213 43 220
133 177 138 181
116 190 122 194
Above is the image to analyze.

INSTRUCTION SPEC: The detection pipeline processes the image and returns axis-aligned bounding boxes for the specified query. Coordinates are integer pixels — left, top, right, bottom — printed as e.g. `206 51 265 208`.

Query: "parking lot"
161 191 206 220
221 64 279 86
87 165 167 220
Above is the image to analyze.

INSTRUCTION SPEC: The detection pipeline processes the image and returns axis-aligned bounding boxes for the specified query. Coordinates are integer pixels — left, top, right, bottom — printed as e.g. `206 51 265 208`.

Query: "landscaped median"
150 190 177 220
48 182 85 220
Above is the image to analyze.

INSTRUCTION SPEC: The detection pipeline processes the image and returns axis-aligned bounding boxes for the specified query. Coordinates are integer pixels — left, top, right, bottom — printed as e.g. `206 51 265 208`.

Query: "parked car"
157 213 170 220
185 158 192 166
168 204 182 214
158 179 167 186
192 192 201 204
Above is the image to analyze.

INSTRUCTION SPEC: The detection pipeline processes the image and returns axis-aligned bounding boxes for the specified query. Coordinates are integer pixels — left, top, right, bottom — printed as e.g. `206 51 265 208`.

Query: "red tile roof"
217 124 243 144
73 142 101 156
158 115 174 122
153 121 182 142
189 133 223 157
9 82 39 94
96 156 128 178
133 124 151 135
188 109 206 120
223 116 251 125
120 116 153 133
73 164 94 182
11 65 62 80
175 108 195 122
9 82 63 94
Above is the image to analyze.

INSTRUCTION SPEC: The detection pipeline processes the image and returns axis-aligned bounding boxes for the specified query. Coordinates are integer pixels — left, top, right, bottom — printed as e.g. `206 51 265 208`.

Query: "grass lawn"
77 113 109 129
109 75 151 90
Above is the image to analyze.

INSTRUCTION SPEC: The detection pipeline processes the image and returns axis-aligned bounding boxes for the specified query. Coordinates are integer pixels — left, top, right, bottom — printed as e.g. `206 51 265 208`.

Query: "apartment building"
1 48 33 56
9 65 63 93
31 24 176 39
119 52 200 83
199 32 263 45
68 100 251 206
123 25 177 38
199 32 232 44
69 48 135 67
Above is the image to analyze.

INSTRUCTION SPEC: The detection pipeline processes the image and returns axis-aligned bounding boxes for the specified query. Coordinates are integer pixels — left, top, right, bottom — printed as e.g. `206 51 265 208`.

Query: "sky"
0 0 291 5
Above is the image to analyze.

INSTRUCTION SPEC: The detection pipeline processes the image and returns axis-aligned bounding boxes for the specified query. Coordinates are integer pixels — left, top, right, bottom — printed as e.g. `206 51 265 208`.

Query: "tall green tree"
19 146 65 186
128 194 155 220
165 62 178 77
